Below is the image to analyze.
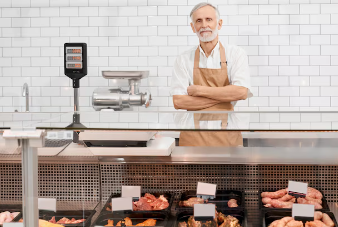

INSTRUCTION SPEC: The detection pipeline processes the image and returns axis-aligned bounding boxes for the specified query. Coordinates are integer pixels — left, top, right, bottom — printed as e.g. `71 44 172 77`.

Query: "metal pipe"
74 88 79 112
22 139 39 227
22 83 29 112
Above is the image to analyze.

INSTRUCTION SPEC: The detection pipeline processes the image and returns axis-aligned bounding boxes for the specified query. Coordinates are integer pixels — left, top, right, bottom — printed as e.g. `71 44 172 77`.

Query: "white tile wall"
0 1 337 113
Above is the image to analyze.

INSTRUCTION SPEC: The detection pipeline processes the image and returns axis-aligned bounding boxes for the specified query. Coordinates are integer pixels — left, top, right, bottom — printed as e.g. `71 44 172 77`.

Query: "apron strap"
219 42 227 70
194 46 200 68
194 42 227 69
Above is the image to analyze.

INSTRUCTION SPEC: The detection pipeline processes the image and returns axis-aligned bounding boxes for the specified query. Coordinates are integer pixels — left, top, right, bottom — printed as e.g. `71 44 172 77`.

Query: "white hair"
190 2 220 22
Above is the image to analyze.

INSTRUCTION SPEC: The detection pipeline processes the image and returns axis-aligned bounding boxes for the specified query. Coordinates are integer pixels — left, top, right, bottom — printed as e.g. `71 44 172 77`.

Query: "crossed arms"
173 85 248 111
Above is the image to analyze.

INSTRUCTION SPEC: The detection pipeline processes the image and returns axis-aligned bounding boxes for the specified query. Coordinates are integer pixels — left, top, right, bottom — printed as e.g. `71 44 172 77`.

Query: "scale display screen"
66 63 82 69
65 47 82 69
64 43 87 84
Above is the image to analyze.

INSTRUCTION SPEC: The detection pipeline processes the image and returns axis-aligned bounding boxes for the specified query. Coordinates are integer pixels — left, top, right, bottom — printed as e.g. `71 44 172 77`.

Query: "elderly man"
170 2 252 147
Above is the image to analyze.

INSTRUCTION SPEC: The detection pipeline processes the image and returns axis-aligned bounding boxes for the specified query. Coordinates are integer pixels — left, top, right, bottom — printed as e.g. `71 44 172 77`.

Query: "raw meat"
261 189 287 199
285 220 303 227
322 213 334 227
275 217 293 227
227 199 238 208
0 211 20 224
315 212 323 220
179 197 205 207
297 198 323 209
48 216 85 224
307 187 323 200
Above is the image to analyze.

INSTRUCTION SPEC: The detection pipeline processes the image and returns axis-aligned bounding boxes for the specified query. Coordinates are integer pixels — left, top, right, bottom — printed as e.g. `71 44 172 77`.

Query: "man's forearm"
197 85 248 102
173 95 220 110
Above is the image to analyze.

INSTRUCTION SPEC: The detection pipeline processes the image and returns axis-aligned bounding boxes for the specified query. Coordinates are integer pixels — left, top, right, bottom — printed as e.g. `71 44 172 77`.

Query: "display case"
1 111 338 227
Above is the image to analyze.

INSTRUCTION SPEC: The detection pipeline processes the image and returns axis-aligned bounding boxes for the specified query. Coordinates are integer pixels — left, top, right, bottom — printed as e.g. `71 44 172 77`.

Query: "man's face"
190 5 222 42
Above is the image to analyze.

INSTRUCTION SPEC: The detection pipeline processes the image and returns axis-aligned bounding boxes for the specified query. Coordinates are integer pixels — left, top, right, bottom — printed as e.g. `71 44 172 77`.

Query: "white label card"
122 186 141 199
292 204 315 218
194 204 216 219
111 197 133 212
288 181 308 197
3 224 24 227
196 182 217 197
38 198 57 212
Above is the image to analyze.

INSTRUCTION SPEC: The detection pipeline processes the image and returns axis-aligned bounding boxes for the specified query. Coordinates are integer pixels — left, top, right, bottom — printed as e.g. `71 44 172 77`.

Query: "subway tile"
280 87 299 96
2 8 21 17
118 6 137 16
89 17 108 26
159 6 178 15
21 8 40 17
41 7 60 17
168 16 188 25
70 17 89 26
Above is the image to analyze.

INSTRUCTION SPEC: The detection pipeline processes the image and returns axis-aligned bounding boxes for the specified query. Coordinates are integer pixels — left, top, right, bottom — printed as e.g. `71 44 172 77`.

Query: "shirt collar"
199 41 220 58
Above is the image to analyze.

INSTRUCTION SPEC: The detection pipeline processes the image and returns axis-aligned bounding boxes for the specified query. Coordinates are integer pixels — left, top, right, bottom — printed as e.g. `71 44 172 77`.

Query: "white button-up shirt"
170 41 253 106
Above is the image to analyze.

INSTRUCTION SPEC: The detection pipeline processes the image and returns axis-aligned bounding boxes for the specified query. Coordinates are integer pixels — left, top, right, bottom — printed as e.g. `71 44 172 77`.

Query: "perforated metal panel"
0 163 22 201
0 163 100 202
1 163 338 227
100 164 338 227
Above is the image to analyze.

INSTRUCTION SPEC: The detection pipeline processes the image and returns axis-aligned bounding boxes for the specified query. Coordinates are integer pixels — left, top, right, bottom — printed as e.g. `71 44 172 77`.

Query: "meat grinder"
92 71 152 111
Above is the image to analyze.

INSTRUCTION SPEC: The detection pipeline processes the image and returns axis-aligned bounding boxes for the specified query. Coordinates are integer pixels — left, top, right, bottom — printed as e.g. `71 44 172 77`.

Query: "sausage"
278 194 294 202
297 198 323 209
305 220 329 227
307 187 323 200
261 189 287 199
268 220 281 227
270 200 294 209
276 217 294 227
322 213 334 227
285 220 303 227
262 197 272 204
287 198 296 203
306 196 322 205
315 211 323 220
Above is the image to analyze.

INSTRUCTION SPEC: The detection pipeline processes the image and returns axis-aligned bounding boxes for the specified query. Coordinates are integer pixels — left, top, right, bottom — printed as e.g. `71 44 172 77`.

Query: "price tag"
122 186 141 201
38 198 57 212
196 182 217 199
194 204 215 221
292 204 314 222
111 197 133 212
3 224 24 227
288 181 308 198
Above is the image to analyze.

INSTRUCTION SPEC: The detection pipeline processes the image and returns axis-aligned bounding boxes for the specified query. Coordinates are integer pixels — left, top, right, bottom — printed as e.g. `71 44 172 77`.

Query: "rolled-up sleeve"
170 56 189 96
229 47 253 98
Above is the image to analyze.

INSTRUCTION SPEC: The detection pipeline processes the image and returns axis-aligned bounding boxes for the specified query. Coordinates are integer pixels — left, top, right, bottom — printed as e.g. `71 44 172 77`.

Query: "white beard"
196 26 219 42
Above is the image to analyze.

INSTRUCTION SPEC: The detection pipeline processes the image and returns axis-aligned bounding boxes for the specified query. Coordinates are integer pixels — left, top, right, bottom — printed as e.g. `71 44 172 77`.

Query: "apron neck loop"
194 42 227 69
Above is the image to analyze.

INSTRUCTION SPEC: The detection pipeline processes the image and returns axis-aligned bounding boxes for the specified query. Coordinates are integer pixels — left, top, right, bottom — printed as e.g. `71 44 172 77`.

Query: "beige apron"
179 43 243 147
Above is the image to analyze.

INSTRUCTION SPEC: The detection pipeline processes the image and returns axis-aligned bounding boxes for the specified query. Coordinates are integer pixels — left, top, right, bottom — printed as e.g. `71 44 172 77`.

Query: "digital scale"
64 43 87 142
61 43 174 156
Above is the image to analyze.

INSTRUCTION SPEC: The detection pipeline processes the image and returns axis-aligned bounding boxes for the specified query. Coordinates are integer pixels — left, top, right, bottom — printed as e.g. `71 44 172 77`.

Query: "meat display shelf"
262 210 338 227
101 192 174 215
259 189 330 212
177 190 244 212
175 210 247 227
93 211 169 227
0 205 22 226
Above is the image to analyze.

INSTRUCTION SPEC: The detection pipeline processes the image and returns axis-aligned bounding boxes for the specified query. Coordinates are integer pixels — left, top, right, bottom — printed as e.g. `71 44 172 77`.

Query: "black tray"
175 210 247 227
177 190 244 211
14 210 95 227
102 192 174 214
40 210 96 227
94 211 168 227
262 210 338 227
0 204 22 225
259 189 330 211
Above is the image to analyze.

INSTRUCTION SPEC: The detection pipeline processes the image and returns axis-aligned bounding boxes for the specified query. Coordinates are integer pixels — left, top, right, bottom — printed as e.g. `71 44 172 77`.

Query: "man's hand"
187 85 203 97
